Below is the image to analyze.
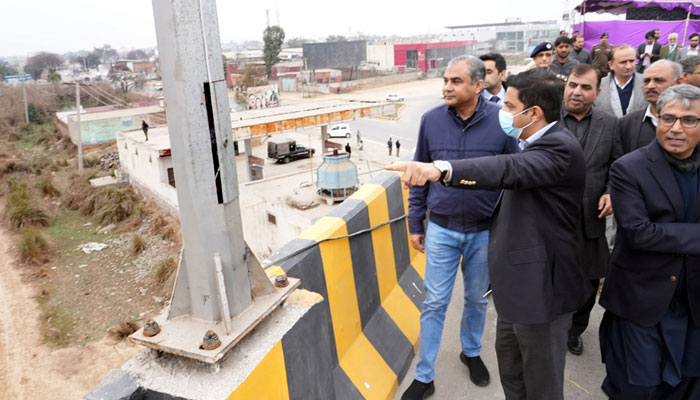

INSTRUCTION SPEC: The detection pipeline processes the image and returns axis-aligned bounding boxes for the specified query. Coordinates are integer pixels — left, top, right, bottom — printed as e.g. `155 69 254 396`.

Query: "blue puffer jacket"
408 99 520 235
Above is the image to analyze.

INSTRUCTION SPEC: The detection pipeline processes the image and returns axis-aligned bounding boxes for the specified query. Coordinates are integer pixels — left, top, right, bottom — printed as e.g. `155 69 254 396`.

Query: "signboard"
3 74 32 84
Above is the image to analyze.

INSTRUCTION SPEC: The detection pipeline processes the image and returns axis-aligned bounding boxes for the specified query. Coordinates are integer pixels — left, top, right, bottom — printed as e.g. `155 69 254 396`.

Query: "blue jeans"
415 221 490 383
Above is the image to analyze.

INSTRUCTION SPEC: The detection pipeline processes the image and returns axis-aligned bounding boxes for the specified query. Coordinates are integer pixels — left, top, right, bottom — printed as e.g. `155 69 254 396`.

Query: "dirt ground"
0 207 144 400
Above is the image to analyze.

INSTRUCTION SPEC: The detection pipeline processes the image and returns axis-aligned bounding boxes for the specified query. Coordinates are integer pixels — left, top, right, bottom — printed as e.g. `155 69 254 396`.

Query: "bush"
153 257 177 284
107 321 139 341
27 104 44 124
81 187 136 224
83 156 100 168
18 227 50 264
36 176 60 197
62 174 94 210
5 184 50 229
131 234 146 255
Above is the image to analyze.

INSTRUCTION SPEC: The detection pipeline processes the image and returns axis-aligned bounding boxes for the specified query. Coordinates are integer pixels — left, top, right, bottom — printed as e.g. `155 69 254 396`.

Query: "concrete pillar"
244 138 253 182
321 125 328 153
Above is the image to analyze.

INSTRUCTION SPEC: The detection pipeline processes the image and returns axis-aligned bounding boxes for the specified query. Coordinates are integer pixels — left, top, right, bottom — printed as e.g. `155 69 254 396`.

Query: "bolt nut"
143 319 161 337
202 330 221 350
275 275 288 288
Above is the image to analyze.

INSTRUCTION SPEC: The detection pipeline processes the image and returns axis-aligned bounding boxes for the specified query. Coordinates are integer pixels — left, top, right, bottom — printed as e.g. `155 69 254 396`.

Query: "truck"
267 138 315 163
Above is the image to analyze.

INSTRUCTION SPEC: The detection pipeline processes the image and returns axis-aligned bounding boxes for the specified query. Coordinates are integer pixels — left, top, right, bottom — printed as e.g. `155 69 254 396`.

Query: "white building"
117 127 178 215
441 18 561 53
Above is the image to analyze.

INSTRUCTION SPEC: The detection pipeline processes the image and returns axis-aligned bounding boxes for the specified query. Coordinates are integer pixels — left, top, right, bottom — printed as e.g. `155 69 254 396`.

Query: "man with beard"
660 32 683 62
571 35 592 65
479 53 507 107
551 36 580 76
637 31 662 73
619 60 682 154
596 45 647 118
560 63 622 356
679 33 700 59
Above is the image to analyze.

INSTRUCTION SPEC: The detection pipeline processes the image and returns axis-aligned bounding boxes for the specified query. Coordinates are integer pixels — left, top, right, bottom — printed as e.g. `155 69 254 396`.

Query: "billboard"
246 84 279 110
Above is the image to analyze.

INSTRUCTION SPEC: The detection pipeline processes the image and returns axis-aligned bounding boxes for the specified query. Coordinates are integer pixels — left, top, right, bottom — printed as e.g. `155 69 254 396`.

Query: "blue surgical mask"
498 108 534 139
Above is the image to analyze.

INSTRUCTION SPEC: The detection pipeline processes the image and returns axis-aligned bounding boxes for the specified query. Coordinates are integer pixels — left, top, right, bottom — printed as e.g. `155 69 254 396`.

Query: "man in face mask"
388 68 590 400
399 55 519 400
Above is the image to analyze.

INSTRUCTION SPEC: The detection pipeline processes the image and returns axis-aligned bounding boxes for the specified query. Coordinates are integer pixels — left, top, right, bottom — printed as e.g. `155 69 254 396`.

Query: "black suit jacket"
449 122 591 324
618 108 656 154
600 141 700 327
562 108 622 242
636 42 662 71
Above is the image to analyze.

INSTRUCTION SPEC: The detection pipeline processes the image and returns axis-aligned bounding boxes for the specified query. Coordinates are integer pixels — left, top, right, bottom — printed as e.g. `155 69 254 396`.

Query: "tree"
326 35 348 42
24 52 64 80
126 49 149 60
0 62 18 79
285 37 310 48
239 64 267 90
47 71 61 83
263 25 285 78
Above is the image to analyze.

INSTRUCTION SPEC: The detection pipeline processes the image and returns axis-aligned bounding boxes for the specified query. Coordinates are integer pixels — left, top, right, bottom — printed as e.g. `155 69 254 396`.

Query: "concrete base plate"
129 276 300 364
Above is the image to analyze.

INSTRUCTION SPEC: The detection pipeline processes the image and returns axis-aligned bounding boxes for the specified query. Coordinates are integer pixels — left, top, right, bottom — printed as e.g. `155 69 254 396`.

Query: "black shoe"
401 380 435 400
568 335 583 356
459 353 490 387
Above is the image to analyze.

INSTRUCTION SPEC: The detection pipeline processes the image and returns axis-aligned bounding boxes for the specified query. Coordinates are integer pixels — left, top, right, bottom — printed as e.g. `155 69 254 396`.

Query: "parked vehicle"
267 138 315 163
386 93 404 102
327 123 352 138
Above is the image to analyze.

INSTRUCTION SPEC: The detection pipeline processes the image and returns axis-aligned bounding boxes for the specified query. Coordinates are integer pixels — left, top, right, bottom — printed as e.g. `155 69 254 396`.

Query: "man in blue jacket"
401 55 519 400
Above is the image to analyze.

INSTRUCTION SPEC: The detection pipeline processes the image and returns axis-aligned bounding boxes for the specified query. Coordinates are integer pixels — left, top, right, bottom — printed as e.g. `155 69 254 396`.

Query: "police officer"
530 41 568 82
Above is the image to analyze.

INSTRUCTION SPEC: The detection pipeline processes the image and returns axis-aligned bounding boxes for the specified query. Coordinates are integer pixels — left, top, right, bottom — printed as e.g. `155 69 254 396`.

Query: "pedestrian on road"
142 120 149 141
356 129 361 146
358 140 364 151
388 137 393 155
345 142 352 158
396 139 401 157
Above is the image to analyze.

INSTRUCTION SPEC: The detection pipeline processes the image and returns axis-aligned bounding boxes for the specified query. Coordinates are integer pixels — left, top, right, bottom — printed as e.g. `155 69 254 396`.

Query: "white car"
327 123 352 138
386 93 405 102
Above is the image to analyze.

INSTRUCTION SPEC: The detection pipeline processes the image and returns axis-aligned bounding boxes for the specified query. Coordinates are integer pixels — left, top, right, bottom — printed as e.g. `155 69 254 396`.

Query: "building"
117 127 178 214
65 105 165 146
304 39 479 74
442 18 561 53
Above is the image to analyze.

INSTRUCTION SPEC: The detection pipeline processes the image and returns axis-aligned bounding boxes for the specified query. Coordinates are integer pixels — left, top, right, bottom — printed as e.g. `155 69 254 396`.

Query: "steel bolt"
275 275 289 288
143 319 161 337
202 330 221 350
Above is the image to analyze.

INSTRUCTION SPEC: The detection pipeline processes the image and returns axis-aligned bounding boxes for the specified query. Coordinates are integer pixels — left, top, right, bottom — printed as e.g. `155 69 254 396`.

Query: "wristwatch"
433 160 451 185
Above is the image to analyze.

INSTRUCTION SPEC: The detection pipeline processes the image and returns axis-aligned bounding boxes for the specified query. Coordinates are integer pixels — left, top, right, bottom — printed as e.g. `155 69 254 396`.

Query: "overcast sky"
0 0 570 58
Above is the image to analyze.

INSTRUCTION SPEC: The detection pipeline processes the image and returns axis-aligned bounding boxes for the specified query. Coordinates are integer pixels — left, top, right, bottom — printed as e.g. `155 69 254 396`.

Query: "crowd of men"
386 29 700 400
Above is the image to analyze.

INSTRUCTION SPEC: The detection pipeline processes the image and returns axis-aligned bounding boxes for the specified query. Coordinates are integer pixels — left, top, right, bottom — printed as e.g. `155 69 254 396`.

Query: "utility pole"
22 81 28 123
129 0 298 364
75 82 83 173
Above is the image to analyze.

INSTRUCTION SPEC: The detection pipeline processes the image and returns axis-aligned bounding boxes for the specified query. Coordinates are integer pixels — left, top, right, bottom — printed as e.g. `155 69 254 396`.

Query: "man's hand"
410 234 425 253
598 194 613 218
385 161 442 189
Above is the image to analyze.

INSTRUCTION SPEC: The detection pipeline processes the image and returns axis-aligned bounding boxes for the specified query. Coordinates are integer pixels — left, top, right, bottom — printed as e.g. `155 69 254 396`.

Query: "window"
167 167 176 188
267 212 276 225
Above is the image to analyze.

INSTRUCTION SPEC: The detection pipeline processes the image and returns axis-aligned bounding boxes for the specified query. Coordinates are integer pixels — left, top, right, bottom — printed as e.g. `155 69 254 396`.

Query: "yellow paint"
264 265 286 278
411 252 427 280
228 341 289 400
362 185 420 348
341 335 398 400
305 214 396 398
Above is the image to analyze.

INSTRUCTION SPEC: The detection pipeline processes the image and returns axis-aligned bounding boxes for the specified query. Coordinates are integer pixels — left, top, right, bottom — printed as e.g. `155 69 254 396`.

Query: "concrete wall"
365 42 395 71
116 131 178 213
69 111 164 146
239 184 314 260
303 41 367 70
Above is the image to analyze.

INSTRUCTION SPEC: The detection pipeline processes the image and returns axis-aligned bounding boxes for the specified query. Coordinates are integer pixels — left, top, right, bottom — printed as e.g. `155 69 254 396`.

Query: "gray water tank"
317 152 359 205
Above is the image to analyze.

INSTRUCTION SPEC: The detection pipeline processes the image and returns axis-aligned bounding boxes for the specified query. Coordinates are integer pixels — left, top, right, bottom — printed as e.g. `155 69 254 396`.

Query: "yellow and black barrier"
228 171 427 400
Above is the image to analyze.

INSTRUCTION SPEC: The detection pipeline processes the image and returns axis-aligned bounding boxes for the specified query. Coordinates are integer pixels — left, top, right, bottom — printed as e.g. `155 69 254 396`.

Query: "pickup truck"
267 138 315 163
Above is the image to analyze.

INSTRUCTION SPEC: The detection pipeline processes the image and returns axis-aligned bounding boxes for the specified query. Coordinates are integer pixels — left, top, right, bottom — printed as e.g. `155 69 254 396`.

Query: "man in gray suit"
388 69 590 400
560 63 622 356
571 34 592 64
619 60 682 154
595 44 648 117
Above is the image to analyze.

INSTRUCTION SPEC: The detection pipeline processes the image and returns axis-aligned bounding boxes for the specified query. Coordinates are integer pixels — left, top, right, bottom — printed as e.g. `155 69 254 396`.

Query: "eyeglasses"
658 114 700 128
